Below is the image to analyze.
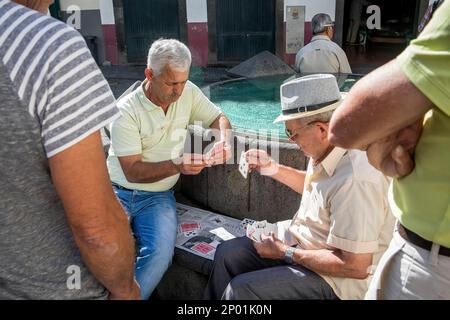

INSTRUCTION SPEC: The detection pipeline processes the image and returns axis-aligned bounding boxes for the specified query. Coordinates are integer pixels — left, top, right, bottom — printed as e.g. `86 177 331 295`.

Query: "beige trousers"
366 229 450 300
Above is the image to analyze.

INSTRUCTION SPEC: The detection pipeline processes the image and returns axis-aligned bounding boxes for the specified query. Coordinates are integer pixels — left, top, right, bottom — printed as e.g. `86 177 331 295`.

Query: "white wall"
284 0 336 21
185 0 337 23
187 0 208 23
99 0 114 25
60 0 100 11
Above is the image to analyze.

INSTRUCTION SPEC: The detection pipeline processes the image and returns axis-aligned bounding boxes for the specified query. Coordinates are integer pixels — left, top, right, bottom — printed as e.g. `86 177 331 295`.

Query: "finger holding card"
206 141 231 166
239 151 249 179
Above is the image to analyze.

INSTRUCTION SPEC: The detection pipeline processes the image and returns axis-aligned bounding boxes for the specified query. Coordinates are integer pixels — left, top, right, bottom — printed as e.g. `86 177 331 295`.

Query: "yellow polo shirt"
392 1 450 247
107 80 221 192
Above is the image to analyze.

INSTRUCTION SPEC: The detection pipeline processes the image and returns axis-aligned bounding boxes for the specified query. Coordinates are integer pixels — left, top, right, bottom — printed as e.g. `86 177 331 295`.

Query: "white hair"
147 38 192 76
312 13 334 35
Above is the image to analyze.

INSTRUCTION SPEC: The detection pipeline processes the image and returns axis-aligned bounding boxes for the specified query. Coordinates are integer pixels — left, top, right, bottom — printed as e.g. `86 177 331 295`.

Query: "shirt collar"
137 79 159 110
315 147 347 177
311 35 331 42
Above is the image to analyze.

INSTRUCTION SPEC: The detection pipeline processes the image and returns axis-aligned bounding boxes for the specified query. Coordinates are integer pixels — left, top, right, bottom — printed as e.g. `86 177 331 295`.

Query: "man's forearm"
210 113 232 145
50 132 139 299
72 200 138 298
266 163 306 194
291 248 371 280
124 159 180 183
329 60 432 149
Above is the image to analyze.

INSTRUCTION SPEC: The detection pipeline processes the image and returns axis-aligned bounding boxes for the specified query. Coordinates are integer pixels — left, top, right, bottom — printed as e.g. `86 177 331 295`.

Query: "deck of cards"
239 151 249 179
240 218 256 232
205 141 226 166
245 220 278 242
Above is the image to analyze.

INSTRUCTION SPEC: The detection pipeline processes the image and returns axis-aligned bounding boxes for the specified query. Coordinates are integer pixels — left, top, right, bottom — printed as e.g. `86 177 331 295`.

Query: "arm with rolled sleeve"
286 179 385 279
327 179 385 254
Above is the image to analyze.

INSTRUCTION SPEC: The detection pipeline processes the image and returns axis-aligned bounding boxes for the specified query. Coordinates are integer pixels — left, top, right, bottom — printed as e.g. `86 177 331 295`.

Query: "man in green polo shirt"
107 39 232 299
329 1 450 299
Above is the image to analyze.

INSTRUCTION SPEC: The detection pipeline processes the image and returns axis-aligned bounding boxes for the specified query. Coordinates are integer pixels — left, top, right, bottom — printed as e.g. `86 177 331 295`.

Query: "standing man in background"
295 13 352 74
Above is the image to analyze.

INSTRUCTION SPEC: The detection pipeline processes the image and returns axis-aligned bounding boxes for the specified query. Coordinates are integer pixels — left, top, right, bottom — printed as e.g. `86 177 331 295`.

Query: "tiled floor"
346 42 407 74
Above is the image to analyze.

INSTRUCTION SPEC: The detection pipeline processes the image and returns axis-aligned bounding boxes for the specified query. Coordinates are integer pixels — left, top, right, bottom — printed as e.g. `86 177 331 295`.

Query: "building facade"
50 0 432 67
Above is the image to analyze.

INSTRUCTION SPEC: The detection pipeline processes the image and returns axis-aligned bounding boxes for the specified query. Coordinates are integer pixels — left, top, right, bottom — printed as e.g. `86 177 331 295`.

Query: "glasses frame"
285 121 318 141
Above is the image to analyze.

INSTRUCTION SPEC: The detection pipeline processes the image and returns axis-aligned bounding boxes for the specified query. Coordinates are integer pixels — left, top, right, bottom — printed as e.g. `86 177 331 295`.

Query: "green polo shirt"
107 80 221 192
392 1 450 247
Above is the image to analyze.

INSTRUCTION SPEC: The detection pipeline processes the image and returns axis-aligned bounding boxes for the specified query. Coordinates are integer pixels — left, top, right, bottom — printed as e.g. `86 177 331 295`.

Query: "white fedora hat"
274 74 347 123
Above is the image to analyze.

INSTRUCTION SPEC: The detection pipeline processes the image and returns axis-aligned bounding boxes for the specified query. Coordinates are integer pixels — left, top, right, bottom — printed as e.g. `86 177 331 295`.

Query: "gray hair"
312 13 334 35
147 38 192 76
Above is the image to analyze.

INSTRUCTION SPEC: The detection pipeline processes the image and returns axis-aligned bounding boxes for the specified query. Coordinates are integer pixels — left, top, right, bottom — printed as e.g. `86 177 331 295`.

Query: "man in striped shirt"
0 0 139 299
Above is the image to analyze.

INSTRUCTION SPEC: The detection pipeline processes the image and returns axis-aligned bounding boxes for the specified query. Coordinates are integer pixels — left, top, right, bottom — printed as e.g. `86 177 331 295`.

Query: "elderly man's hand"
245 149 278 176
253 233 288 260
177 153 207 175
366 120 423 178
205 141 231 166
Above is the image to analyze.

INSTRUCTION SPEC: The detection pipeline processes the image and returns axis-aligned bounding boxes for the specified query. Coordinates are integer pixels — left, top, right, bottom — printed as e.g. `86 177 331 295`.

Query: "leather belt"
112 183 134 192
398 223 450 257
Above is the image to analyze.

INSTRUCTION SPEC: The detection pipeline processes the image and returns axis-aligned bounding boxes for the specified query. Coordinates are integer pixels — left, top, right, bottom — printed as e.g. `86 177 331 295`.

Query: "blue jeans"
113 184 177 300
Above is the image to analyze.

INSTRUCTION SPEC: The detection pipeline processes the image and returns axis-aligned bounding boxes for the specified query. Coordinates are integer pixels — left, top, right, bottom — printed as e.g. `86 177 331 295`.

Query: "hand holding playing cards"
245 149 278 176
177 153 207 175
205 140 231 166
253 233 288 260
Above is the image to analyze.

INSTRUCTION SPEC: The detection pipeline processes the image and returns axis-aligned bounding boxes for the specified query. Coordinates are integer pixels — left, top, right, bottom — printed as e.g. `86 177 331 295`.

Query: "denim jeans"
113 184 177 300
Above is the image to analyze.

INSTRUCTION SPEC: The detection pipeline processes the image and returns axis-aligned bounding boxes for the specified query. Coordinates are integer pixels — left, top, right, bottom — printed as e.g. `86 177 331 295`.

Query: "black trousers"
204 237 339 300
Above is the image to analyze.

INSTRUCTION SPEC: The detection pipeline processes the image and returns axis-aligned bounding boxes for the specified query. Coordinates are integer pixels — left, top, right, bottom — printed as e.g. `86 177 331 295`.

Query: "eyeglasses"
285 121 317 141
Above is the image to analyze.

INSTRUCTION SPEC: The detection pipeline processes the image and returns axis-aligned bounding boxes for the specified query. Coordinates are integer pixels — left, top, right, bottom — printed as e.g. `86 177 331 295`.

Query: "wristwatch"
284 246 296 264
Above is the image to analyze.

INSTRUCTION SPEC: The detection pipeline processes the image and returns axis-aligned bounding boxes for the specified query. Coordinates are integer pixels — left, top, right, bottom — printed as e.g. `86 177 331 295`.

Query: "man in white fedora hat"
204 74 395 300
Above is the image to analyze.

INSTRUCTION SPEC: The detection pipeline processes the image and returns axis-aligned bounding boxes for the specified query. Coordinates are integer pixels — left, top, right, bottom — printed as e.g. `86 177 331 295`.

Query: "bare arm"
267 164 306 194
118 154 207 183
207 113 233 164
118 155 180 183
292 247 372 279
49 131 139 299
246 149 306 194
255 234 372 279
329 60 432 149
209 113 232 145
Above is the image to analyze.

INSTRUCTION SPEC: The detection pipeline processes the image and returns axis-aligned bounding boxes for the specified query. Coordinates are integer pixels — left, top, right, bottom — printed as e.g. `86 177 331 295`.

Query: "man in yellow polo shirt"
107 39 232 299
329 1 450 299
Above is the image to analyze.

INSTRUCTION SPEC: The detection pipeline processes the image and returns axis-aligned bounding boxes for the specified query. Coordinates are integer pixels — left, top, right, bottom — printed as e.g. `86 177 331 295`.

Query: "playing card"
180 222 200 233
205 141 225 166
191 242 215 254
240 218 256 232
239 151 249 178
184 230 199 237
246 220 278 242
209 227 235 241
246 221 263 241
